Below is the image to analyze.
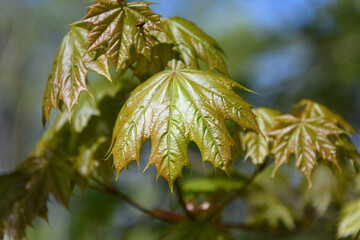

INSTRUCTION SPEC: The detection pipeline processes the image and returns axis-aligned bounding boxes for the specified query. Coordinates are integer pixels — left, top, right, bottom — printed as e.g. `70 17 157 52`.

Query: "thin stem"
174 180 194 220
90 176 152 215
219 160 269 208
89 176 183 223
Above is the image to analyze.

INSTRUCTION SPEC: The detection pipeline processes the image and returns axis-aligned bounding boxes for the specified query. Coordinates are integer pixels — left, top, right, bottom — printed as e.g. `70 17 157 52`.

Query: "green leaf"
241 108 281 164
70 78 122 133
182 177 245 193
160 17 229 76
334 135 360 172
0 156 74 240
338 198 360 238
302 165 344 215
76 0 164 71
110 69 260 190
166 220 234 240
42 26 111 125
246 191 295 230
133 43 179 81
268 114 344 185
298 99 357 133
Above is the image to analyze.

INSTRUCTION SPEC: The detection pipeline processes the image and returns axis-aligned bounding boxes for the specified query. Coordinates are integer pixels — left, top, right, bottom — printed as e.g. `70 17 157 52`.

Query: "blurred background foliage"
0 0 360 239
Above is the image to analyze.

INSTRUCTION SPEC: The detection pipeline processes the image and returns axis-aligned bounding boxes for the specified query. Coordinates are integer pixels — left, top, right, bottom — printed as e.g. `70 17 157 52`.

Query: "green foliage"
0 0 359 239
241 108 281 164
76 0 164 71
42 26 111 124
110 69 259 189
239 100 358 186
338 198 360 239
160 17 229 76
165 220 234 240
0 156 74 240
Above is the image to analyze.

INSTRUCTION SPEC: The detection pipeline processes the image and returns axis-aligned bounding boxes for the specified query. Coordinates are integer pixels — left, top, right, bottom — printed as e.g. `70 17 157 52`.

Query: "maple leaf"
42 26 111 125
268 114 345 185
77 0 164 71
298 99 357 133
160 17 229 76
110 69 260 190
241 108 281 164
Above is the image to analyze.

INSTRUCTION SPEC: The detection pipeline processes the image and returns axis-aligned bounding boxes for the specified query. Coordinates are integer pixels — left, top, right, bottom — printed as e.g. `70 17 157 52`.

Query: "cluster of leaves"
0 0 359 239
41 0 261 191
240 99 359 185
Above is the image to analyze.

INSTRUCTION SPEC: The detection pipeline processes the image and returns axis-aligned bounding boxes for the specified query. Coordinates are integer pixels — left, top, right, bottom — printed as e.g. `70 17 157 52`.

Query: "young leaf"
298 99 357 133
42 26 111 124
338 198 360 239
110 69 260 190
76 0 164 71
160 17 229 76
268 114 344 185
241 108 281 164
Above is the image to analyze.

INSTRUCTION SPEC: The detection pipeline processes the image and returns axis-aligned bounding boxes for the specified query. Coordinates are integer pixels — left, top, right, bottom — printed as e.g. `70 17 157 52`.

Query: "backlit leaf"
77 0 164 71
298 99 357 133
110 69 260 190
268 114 344 185
42 26 111 125
338 198 360 238
160 17 229 76
241 108 281 164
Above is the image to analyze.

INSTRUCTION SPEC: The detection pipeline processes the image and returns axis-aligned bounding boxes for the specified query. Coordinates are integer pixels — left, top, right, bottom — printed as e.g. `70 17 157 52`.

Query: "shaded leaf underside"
110 69 259 189
0 157 73 240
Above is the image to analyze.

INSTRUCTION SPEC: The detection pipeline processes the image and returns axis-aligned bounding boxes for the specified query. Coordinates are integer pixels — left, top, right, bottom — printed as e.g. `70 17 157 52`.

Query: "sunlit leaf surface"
110 69 259 189
42 26 111 124
77 0 164 71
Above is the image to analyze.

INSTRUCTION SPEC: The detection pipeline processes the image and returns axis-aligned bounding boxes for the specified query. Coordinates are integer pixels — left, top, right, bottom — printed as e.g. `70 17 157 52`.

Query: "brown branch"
89 176 184 223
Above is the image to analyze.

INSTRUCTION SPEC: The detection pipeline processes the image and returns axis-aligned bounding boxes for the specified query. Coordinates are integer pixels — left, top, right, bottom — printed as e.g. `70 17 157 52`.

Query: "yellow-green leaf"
76 0 164 71
241 108 280 164
42 26 111 125
298 99 357 133
338 198 360 239
268 114 344 185
161 17 229 76
110 69 259 190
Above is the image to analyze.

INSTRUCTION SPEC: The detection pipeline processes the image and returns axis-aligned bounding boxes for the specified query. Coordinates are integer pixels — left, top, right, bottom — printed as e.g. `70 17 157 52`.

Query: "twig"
219 160 269 208
174 180 194 220
89 176 183 223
